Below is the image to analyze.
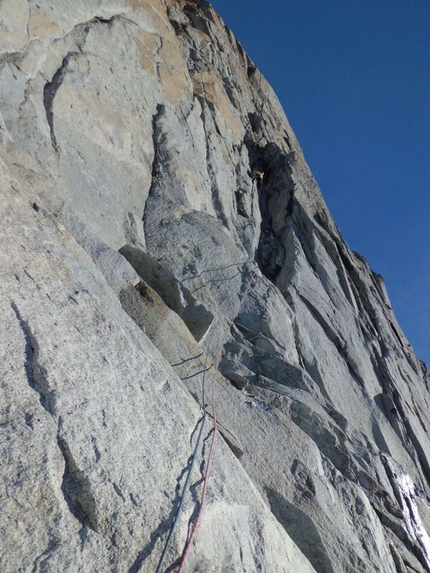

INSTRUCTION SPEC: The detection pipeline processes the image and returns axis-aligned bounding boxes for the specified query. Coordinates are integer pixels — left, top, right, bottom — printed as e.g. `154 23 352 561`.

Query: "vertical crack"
41 15 125 152
143 103 165 223
150 103 166 180
57 435 98 532
43 51 77 151
11 301 55 415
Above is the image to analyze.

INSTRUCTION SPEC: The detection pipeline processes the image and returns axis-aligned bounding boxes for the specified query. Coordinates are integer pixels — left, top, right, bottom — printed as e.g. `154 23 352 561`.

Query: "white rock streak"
397 473 430 569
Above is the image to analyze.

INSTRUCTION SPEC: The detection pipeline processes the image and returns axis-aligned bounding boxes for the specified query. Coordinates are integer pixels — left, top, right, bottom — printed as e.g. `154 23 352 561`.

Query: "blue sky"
211 0 430 366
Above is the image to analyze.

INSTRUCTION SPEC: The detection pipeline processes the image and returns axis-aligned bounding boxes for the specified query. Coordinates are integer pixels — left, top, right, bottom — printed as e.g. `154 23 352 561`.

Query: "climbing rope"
154 263 258 573
177 266 258 572
154 338 212 573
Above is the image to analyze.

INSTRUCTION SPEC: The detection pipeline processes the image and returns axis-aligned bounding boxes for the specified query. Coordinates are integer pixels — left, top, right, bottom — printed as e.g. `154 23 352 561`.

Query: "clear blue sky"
210 0 430 366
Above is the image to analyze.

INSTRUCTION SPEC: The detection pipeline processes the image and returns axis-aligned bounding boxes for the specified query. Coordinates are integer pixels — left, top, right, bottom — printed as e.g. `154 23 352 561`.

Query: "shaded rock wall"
1 1 430 572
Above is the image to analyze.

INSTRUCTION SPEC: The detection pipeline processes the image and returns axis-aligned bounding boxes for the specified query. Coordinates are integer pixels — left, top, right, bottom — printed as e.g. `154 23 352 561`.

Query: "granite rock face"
1 1 430 572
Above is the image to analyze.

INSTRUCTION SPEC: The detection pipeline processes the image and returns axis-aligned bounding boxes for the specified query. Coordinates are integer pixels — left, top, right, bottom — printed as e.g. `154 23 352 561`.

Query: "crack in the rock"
245 142 294 280
216 425 244 459
55 13 134 47
42 14 131 152
57 434 98 532
150 103 166 181
43 51 78 151
297 294 345 351
11 301 55 415
389 544 409 573
290 316 306 370
154 35 164 80
140 103 167 240
31 536 61 573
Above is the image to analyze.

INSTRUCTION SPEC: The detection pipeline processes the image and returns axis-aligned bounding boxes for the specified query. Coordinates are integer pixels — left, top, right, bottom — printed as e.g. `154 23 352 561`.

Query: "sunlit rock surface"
1 1 430 572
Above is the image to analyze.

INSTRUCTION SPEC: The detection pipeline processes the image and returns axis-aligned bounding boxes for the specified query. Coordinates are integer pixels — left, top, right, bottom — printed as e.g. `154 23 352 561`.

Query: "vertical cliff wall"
1 1 430 572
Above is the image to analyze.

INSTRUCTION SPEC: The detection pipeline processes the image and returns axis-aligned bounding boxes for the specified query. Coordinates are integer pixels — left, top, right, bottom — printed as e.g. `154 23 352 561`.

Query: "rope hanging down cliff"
177 266 258 573
154 263 258 573
154 342 212 573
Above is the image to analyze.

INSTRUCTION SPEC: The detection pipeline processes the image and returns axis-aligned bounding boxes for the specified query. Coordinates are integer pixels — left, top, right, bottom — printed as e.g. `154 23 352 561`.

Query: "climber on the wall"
251 170 264 184
252 169 270 230
236 170 264 218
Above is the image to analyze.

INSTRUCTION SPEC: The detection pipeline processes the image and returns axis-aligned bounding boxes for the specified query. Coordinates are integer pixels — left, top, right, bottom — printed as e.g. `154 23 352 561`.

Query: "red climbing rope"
177 382 218 572
177 267 258 572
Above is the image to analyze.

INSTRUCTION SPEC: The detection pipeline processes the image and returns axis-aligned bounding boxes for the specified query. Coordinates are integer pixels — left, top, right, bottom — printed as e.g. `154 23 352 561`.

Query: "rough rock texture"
1 1 430 572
